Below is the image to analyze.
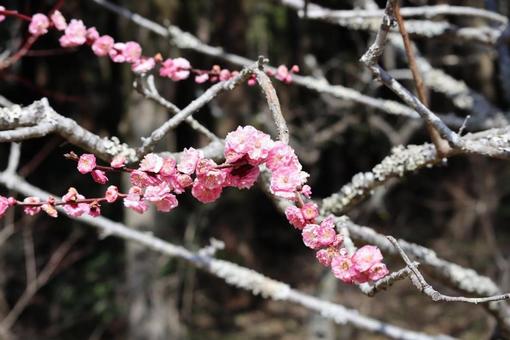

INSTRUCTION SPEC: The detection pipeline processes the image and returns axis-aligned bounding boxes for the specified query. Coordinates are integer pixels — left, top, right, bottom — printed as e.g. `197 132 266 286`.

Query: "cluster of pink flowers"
0 8 299 85
0 125 388 284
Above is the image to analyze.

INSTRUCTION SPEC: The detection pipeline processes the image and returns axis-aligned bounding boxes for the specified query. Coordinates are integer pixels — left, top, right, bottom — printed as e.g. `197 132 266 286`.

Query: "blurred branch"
0 171 453 340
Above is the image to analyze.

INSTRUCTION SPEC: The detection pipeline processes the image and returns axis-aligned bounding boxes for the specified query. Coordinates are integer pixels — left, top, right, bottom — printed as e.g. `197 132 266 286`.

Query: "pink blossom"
160 157 176 177
224 126 272 165
331 254 357 283
0 196 10 217
50 10 66 31
153 194 178 212
195 73 209 83
285 205 305 229
86 27 99 41
144 183 171 202
122 41 142 63
62 188 90 217
225 164 260 189
247 76 257 86
0 7 5 23
301 185 312 198
92 35 114 57
110 154 126 168
42 203 58 218
123 187 148 214
269 167 308 200
302 222 337 249
7 197 16 206
59 19 87 47
301 202 318 220
132 57 155 74
351 245 383 273
130 170 158 188
159 58 191 81
316 247 338 267
140 153 164 173
105 185 119 203
23 197 41 216
29 14 49 36
367 263 389 281
91 169 108 184
77 154 96 174
109 43 127 63
274 65 299 84
167 173 193 194
219 69 231 81
191 180 222 203
89 202 101 217
195 159 226 190
177 147 203 175
266 141 300 172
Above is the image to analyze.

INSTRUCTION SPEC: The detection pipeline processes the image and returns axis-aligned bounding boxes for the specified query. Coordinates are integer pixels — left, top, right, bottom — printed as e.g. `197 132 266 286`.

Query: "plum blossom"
140 153 164 173
59 19 87 47
270 167 308 200
110 154 126 168
195 159 226 190
270 65 299 84
331 253 357 283
285 205 305 229
105 186 119 203
160 157 177 177
316 247 338 267
29 14 50 36
224 126 273 165
191 181 222 203
62 187 90 217
266 141 300 172
132 57 155 74
195 73 209 84
0 6 5 23
367 263 389 281
50 10 66 31
109 43 127 63
0 196 10 217
122 41 142 63
42 203 58 218
351 245 383 273
144 184 178 212
130 170 157 188
89 201 101 217
159 58 191 81
301 202 318 220
225 164 260 189
123 187 148 214
302 221 337 250
92 35 114 57
177 148 203 175
86 27 99 41
77 154 96 174
91 169 108 184
23 197 41 216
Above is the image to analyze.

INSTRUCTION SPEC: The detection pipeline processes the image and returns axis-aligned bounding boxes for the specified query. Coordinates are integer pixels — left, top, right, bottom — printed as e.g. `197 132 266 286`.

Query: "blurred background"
1 0 510 339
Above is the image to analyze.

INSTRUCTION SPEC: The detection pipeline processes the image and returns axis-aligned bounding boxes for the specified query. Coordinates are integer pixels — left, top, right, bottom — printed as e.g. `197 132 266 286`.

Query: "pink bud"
91 169 108 184
50 10 66 31
105 185 119 203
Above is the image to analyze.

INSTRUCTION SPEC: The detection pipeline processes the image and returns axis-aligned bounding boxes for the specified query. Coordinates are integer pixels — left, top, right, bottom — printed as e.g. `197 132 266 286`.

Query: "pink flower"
160 157 177 177
91 169 108 184
140 153 163 173
132 57 155 74
274 65 299 84
159 57 191 81
270 166 308 200
77 154 96 174
191 181 222 203
105 185 119 203
219 69 231 81
130 170 158 188
247 76 257 86
301 185 312 198
302 222 337 249
29 14 49 36
62 187 90 217
301 202 318 220
92 35 114 57
50 10 66 31
285 205 305 229
143 183 171 202
110 154 126 168
195 73 209 83
224 126 273 165
266 141 300 172
109 43 127 63
316 247 338 267
89 202 101 217
351 245 383 273
23 197 41 216
177 147 203 175
331 254 357 283
0 196 10 217
123 187 148 214
86 27 99 41
122 41 142 63
225 164 259 189
167 173 193 194
0 6 6 23
42 203 58 218
195 159 226 190
59 19 87 47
